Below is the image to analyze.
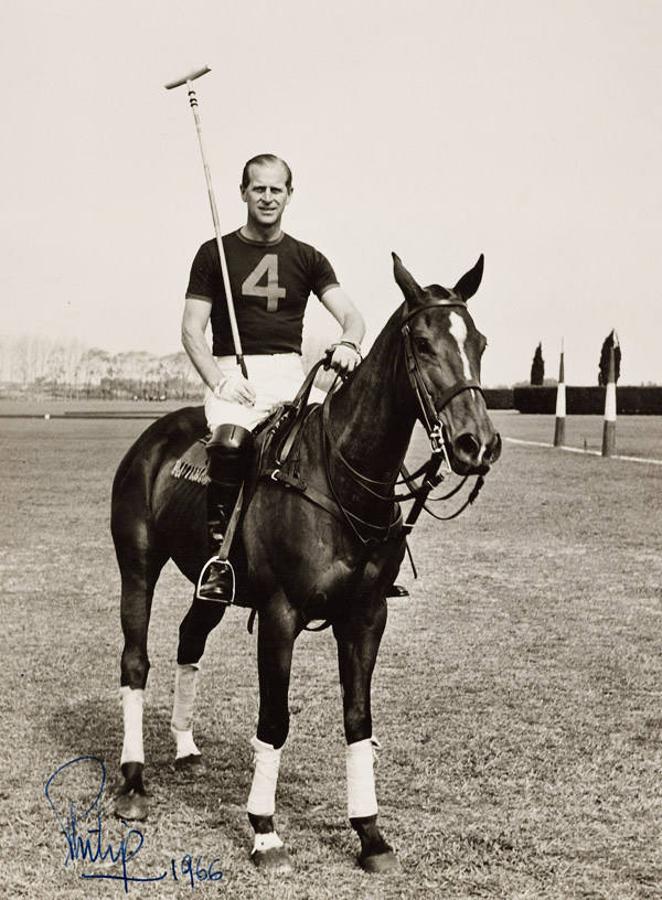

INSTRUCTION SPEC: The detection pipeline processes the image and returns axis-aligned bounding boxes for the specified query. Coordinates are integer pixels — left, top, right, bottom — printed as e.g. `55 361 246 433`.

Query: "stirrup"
195 556 236 604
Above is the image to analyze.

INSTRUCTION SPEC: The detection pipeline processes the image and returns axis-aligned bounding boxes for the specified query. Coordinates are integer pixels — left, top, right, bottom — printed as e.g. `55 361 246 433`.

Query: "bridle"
319 296 488 545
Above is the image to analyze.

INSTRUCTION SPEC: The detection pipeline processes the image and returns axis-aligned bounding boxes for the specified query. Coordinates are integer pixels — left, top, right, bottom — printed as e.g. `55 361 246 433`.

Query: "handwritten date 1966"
171 855 223 886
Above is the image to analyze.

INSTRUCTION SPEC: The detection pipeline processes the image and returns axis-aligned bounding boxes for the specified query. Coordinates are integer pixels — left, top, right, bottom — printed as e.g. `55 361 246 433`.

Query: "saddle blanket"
171 439 210 485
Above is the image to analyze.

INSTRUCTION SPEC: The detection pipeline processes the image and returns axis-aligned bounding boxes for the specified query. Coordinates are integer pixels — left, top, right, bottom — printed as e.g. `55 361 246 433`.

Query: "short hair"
241 154 293 191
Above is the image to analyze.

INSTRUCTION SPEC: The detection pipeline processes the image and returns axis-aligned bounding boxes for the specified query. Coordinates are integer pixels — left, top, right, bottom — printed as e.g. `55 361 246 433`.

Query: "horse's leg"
334 601 398 873
115 546 166 820
247 594 299 874
171 597 228 771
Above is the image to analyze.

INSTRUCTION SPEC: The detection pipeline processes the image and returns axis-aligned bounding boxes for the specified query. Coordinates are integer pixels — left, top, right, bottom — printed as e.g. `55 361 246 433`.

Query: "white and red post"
601 332 618 457
553 342 566 447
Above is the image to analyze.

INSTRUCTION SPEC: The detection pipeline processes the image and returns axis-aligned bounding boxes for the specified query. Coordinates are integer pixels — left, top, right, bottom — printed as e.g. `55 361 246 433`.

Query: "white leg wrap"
120 687 145 766
251 831 284 855
247 736 282 816
171 663 200 733
171 727 201 759
346 738 378 819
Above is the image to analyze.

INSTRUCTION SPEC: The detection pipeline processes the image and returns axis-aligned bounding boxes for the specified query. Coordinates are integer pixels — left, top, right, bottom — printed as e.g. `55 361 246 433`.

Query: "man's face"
241 162 292 228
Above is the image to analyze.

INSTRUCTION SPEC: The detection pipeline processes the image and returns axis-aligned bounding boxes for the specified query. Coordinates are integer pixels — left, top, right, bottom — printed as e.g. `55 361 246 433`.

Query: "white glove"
213 371 256 406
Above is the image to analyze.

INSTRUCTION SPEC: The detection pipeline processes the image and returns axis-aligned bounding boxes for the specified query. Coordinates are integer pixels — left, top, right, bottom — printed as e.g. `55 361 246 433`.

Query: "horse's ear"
453 254 484 301
392 252 425 306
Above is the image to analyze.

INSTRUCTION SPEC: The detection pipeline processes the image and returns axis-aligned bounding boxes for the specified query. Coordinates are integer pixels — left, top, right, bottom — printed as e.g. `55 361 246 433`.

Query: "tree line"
0 335 202 400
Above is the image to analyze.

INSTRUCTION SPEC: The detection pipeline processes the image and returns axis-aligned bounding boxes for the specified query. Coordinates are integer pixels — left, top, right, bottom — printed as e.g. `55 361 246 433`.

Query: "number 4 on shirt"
241 254 286 312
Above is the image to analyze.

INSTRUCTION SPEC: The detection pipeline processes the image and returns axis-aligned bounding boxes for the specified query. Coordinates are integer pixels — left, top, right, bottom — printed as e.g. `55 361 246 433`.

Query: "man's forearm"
339 307 366 349
182 325 221 391
321 287 366 350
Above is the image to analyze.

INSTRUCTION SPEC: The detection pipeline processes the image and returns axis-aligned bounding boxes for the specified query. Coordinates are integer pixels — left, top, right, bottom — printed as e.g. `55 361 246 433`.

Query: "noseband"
401 295 483 456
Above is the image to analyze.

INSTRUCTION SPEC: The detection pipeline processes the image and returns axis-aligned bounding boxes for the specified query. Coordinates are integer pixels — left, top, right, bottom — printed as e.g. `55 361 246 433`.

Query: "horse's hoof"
114 789 148 821
359 850 399 874
251 846 293 874
174 754 206 776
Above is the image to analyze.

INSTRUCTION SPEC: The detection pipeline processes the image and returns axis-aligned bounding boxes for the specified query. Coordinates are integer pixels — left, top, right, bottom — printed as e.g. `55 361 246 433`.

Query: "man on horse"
181 153 365 602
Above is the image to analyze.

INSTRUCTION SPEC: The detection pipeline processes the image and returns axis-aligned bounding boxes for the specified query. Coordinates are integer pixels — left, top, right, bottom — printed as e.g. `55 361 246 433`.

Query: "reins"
263 298 488 548
317 297 487 541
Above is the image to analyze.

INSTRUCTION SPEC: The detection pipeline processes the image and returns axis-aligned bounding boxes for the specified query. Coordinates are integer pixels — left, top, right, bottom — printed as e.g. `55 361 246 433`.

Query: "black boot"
196 424 253 603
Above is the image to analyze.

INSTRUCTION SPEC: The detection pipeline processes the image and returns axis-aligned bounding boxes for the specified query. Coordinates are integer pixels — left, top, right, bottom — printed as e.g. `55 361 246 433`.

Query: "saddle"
253 355 331 469
171 356 331 488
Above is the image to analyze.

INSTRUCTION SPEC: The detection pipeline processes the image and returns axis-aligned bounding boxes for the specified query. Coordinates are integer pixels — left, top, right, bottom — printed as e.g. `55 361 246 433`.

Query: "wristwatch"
338 340 362 357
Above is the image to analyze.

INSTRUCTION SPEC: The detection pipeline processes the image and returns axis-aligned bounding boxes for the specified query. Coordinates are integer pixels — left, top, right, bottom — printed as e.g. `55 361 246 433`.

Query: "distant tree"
530 343 544 386
598 330 621 385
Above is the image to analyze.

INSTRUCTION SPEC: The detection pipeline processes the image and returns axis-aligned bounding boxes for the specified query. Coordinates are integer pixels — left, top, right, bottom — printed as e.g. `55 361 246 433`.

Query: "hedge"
513 386 662 415
483 389 514 409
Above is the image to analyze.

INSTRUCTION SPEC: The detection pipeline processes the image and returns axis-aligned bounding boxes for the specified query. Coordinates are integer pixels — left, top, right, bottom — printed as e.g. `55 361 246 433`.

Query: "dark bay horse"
111 253 501 874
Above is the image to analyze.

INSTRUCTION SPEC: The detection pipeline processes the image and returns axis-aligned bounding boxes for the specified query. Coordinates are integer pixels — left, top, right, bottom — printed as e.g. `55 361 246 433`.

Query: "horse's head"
392 253 501 475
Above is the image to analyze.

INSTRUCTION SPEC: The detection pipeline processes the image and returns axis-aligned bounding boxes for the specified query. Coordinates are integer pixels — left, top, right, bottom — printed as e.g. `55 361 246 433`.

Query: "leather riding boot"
196 424 253 603
196 484 237 602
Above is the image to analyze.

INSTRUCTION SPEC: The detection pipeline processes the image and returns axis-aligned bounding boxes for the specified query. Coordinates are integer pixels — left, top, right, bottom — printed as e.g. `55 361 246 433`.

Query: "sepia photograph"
2 1 661 897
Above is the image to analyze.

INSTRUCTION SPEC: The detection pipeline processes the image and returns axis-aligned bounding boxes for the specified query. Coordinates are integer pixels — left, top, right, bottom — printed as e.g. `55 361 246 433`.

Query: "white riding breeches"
204 353 326 432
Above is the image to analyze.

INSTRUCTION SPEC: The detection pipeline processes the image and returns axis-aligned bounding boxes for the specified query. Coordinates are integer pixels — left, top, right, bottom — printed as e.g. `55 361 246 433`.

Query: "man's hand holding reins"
214 371 256 406
328 341 362 374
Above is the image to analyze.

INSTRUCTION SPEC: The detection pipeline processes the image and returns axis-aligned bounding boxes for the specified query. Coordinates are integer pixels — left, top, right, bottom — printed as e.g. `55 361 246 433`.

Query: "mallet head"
164 66 211 90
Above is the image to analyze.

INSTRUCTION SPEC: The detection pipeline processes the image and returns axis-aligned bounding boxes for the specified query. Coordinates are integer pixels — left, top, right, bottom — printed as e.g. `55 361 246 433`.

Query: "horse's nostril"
454 432 481 461
487 433 502 463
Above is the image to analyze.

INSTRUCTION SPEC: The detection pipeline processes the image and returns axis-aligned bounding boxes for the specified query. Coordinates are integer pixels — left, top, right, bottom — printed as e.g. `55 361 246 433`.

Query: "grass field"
2 409 661 899
497 412 662 461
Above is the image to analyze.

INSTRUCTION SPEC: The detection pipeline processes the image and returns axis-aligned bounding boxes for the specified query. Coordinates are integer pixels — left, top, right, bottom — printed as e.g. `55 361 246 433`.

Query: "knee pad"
207 424 253 485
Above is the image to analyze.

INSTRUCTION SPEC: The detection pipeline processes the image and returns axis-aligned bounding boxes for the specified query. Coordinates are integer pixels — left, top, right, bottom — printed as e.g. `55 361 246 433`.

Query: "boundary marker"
504 436 662 466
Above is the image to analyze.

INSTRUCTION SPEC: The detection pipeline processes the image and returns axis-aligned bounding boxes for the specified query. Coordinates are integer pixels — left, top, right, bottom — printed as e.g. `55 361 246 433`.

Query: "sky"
1 0 661 386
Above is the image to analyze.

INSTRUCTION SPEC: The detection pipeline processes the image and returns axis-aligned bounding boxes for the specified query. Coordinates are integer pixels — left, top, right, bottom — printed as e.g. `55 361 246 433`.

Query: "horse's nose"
453 432 483 467
452 431 501 471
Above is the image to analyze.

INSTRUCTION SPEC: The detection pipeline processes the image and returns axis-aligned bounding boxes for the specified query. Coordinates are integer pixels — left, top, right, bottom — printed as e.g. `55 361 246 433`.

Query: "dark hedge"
513 386 662 415
483 389 514 409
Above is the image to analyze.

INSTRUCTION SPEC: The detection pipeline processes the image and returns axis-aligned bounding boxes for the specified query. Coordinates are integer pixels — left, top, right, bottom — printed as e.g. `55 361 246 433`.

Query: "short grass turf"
496 411 662 461
1 412 661 899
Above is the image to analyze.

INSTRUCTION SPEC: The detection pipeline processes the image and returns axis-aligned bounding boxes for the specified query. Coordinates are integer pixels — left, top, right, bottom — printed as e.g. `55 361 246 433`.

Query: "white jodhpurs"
204 353 326 431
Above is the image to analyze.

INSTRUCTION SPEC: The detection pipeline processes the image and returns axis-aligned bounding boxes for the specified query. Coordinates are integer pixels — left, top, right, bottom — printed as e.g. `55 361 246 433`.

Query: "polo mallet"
165 66 247 378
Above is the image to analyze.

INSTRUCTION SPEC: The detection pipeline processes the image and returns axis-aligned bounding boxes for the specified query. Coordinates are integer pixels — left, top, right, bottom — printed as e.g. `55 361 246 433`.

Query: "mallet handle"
187 84 246 376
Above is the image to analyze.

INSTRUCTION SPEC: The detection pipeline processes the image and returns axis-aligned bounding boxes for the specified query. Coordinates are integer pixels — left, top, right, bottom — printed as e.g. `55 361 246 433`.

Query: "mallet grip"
164 66 211 90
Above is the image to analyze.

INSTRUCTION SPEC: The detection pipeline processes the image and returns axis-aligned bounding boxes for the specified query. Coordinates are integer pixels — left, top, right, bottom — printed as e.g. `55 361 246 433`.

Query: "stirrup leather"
195 556 236 604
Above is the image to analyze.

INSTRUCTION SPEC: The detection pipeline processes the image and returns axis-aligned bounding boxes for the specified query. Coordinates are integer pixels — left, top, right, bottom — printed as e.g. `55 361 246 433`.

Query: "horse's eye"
414 336 433 354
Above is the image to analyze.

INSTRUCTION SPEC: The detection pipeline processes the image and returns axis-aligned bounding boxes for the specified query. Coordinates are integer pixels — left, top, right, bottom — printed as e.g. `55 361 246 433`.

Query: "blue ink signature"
44 756 166 893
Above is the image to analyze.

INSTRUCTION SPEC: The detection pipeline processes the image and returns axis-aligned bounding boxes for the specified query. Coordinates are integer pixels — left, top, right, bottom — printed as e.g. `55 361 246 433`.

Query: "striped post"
601 332 618 457
553 342 566 447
